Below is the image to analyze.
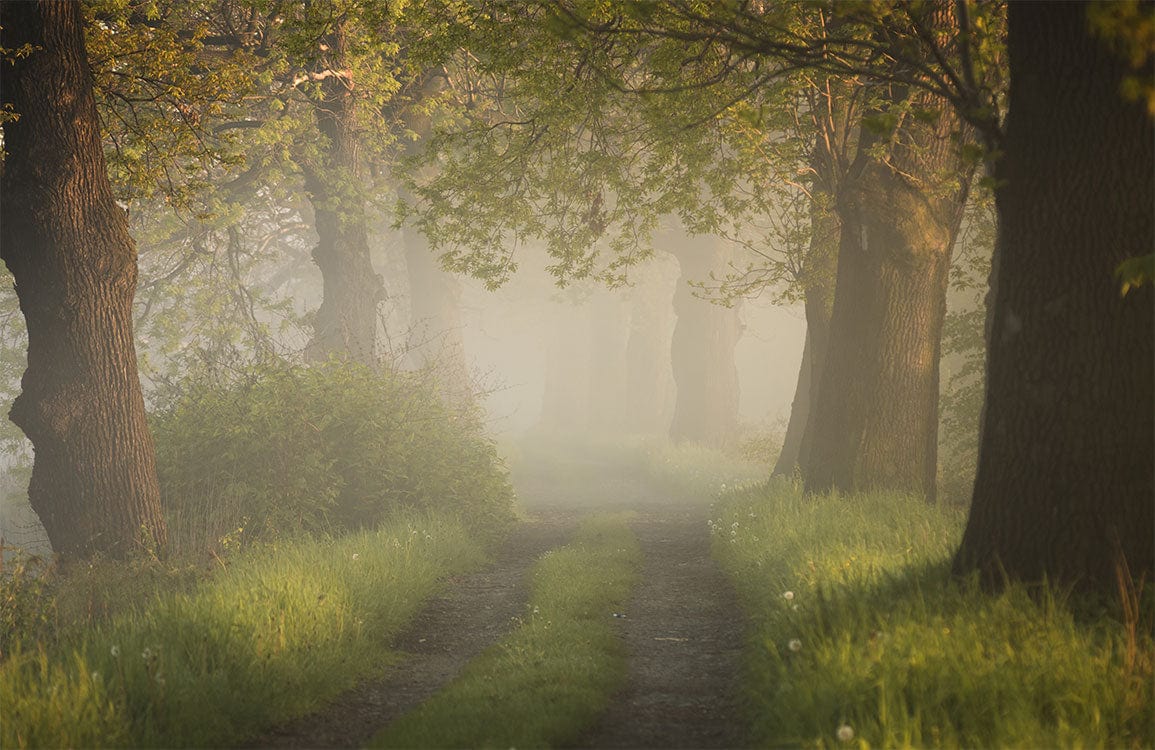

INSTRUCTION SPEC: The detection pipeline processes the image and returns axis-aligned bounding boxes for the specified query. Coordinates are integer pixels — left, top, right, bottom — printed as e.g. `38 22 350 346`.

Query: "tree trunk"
539 301 591 432
954 1 1154 591
403 224 469 394
668 236 742 448
0 0 167 559
773 331 810 475
587 290 629 432
624 255 677 434
804 91 974 502
777 196 839 475
301 20 384 366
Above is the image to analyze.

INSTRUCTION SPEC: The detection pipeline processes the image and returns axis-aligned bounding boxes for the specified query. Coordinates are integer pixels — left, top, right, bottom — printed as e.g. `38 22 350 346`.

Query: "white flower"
110 645 121 658
351 553 360 561
141 648 152 661
788 638 802 652
782 591 795 601
837 724 854 743
91 671 100 682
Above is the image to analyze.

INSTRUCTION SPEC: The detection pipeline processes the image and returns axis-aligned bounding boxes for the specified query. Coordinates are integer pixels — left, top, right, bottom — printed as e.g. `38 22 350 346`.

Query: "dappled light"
1 1 1151 748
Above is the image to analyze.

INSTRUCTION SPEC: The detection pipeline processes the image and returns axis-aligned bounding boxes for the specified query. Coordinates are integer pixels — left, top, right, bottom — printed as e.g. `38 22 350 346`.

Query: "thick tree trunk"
776 197 838 475
668 236 742 448
0 1 167 558
539 302 591 432
954 1 1154 591
773 332 811 476
587 291 629 432
624 255 677 434
302 21 384 366
403 225 469 394
804 92 973 502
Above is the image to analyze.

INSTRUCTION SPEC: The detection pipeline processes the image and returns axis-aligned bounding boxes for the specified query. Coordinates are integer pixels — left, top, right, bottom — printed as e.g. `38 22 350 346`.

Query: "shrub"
151 360 514 555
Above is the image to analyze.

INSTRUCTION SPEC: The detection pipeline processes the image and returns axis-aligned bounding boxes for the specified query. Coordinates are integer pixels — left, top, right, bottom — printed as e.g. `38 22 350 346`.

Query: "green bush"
151 361 514 555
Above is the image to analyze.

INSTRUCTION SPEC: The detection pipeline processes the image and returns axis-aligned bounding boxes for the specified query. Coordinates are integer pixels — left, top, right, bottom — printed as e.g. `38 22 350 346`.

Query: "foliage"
1115 253 1155 297
370 513 641 749
938 186 996 505
0 510 484 749
150 360 515 556
1088 0 1155 117
712 480 1154 748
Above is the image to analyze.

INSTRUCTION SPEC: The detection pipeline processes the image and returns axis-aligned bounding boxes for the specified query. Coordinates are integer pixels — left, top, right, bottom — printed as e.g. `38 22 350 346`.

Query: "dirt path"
249 519 572 749
517 459 747 748
251 458 747 749
573 505 746 749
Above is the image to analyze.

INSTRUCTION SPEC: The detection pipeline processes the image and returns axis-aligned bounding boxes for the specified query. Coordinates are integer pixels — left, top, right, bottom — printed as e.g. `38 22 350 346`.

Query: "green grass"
370 513 642 749
1 510 485 749
712 479 1154 748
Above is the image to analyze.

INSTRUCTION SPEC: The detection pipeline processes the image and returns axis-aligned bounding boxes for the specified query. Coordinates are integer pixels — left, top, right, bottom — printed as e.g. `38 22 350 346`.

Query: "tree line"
0 0 1151 596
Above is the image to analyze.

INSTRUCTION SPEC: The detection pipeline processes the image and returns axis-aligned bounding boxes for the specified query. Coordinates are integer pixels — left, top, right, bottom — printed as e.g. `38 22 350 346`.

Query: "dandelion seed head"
352 553 360 561
141 648 152 661
782 591 795 601
788 638 802 652
110 645 120 658
837 724 854 742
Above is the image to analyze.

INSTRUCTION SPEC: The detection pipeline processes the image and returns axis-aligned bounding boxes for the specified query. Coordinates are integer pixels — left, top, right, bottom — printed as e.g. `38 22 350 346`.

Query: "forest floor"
252 456 747 749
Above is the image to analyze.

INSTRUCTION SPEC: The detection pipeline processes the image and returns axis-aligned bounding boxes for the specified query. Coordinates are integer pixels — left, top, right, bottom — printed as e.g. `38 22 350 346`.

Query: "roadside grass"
712 479 1154 748
370 513 641 749
1 510 485 749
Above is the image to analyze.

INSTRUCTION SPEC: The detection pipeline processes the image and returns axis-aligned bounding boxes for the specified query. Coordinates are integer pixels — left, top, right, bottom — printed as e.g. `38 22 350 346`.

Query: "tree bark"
773 331 811 475
403 224 469 394
301 19 384 366
776 197 839 475
587 290 629 432
954 1 1154 591
668 235 742 448
624 254 677 434
804 90 974 502
0 0 167 558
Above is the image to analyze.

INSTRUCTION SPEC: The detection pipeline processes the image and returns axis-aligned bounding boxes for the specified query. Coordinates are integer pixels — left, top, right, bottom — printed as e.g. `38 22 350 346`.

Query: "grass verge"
369 513 641 749
1 510 485 749
712 479 1154 748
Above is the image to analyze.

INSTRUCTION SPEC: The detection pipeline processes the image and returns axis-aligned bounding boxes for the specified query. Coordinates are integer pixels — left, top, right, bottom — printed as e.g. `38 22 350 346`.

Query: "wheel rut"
574 505 746 750
248 518 572 749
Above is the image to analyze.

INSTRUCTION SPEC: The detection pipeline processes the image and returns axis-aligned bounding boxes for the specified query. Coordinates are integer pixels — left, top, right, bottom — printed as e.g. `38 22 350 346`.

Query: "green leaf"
1115 253 1154 297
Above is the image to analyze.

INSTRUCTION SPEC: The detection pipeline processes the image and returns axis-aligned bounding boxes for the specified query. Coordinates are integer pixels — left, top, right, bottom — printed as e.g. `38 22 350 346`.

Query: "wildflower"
352 553 360 561
110 645 120 658
836 724 854 743
788 638 802 652
91 671 100 682
141 648 152 661
782 591 795 601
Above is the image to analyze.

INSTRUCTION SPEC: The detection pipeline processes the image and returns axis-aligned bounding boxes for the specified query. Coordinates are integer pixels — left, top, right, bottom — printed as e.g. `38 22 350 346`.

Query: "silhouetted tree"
954 0 1154 591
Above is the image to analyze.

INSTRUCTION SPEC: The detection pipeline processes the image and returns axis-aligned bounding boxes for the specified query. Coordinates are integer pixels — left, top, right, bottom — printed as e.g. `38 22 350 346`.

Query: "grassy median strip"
712 479 1153 748
370 513 641 749
1 510 485 749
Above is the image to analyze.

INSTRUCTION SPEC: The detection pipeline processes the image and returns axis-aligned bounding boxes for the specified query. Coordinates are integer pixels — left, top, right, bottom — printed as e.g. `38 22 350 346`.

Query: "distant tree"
0 0 167 558
954 1 1154 591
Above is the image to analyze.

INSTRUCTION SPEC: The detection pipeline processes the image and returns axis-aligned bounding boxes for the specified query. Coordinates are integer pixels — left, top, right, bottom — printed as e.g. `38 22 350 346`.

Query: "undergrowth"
1 510 484 749
370 513 641 749
712 479 1154 748
152 360 514 557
